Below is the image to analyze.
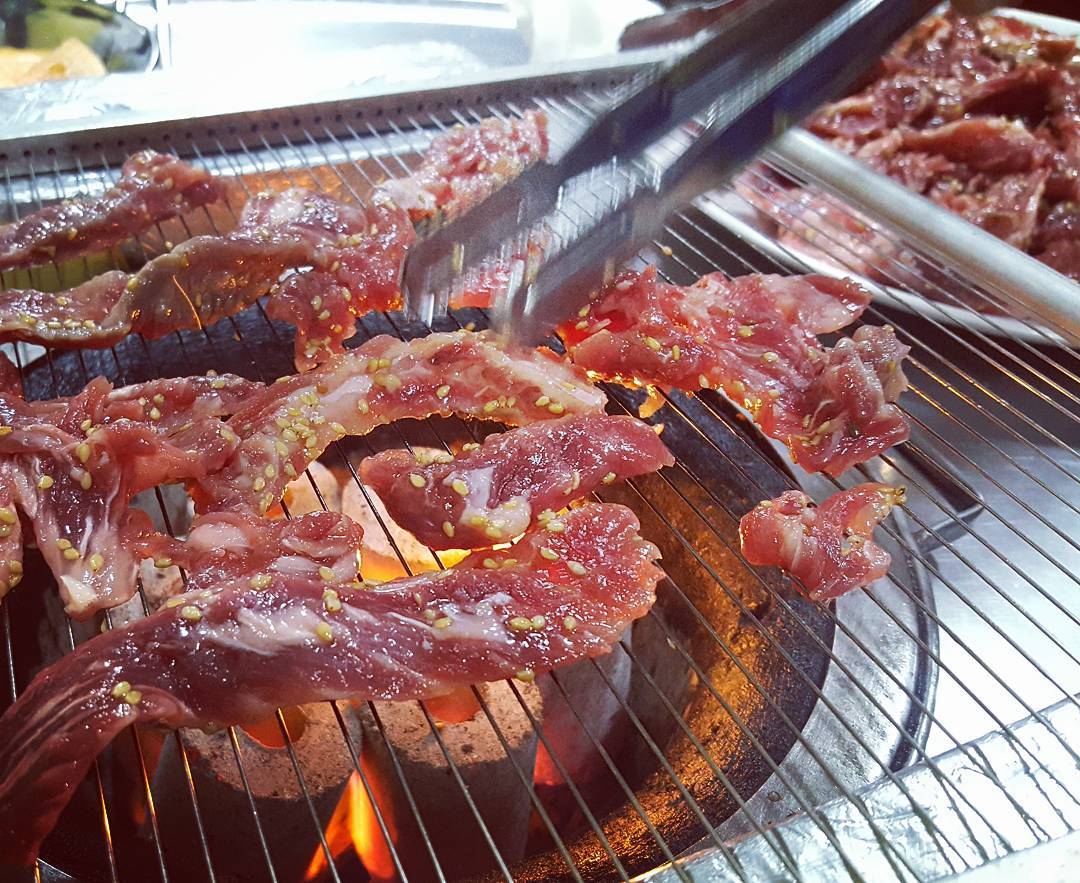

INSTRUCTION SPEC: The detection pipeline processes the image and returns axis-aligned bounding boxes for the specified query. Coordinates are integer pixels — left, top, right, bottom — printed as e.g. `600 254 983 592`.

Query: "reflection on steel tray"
0 0 155 72
701 188 1071 347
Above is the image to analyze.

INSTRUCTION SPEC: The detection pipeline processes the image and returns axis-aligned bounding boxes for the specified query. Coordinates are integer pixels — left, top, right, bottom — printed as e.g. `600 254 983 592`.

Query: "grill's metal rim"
696 193 1073 348
244 101 949 879
0 101 1036 872
0 137 842 880
541 84 1080 872
549 87 1080 709
20 326 938 883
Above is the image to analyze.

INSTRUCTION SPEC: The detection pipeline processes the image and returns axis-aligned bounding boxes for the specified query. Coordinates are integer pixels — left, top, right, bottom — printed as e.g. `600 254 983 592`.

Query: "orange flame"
303 690 488 881
305 768 396 882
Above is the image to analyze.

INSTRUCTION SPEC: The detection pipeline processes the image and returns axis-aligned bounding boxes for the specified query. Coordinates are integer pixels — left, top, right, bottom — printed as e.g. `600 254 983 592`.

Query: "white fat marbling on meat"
452 466 533 539
367 648 419 684
210 605 327 655
60 575 95 611
340 604 388 631
271 555 323 575
429 591 516 644
321 374 375 413
188 521 252 551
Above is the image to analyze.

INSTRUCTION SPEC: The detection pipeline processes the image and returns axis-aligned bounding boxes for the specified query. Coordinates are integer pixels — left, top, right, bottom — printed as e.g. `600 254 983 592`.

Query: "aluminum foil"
641 698 1080 881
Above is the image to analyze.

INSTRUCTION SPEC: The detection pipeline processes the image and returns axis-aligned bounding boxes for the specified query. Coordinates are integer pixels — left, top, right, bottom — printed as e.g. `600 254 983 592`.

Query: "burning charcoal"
151 702 362 882
341 451 469 582
351 681 544 881
110 485 192 629
132 482 194 536
107 558 183 629
283 461 342 516
529 643 634 833
535 642 632 788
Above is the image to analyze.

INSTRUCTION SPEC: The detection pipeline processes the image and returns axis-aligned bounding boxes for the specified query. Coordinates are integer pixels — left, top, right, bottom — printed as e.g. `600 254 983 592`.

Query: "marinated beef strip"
0 150 228 272
0 116 548 365
0 350 22 397
563 266 871 347
0 503 661 864
100 373 259 423
381 109 549 222
0 373 257 618
266 272 361 372
263 112 550 365
560 267 908 476
0 331 599 618
850 118 1052 251
139 509 366 594
260 188 416 369
799 12 1080 281
0 187 414 353
880 12 1076 79
361 413 673 550
193 329 606 517
271 110 549 350
740 483 905 600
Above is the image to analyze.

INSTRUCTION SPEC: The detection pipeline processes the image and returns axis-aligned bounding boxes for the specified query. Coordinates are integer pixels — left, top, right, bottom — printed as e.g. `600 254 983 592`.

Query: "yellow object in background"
0 37 105 89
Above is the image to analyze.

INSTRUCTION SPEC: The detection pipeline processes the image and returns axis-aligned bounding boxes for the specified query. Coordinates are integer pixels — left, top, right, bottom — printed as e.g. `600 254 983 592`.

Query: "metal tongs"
402 0 944 343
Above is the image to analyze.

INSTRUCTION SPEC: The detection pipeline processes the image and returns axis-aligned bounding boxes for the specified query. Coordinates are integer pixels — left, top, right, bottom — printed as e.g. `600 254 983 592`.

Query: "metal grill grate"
0 76 1077 883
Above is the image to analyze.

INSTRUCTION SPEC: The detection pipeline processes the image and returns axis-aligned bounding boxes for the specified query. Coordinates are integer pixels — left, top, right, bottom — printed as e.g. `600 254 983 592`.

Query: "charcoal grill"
0 51 1077 883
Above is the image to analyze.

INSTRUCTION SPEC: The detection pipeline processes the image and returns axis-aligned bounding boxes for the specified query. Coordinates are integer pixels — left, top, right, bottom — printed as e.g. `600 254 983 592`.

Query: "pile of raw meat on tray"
746 11 1080 288
0 102 912 860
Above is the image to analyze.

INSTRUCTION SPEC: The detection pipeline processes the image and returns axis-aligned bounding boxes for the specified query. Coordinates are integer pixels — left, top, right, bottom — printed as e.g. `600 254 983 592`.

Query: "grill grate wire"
0 83 1075 883
541 88 1080 739
0 101 1028 872
0 96 1028 880
254 112 888 882
302 114 865 879
315 92 1080 872
534 90 1080 859
316 113 934 879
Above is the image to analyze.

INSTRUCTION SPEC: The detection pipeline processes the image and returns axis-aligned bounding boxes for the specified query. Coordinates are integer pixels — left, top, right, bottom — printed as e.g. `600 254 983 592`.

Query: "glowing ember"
278 456 468 583
240 705 308 749
425 687 482 724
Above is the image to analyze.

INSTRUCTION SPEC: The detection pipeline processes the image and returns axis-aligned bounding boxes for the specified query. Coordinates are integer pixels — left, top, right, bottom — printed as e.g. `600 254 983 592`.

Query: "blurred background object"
0 0 665 93
0 0 154 86
0 0 669 127
2 0 1077 94
620 0 1075 49
0 37 104 87
125 0 659 78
